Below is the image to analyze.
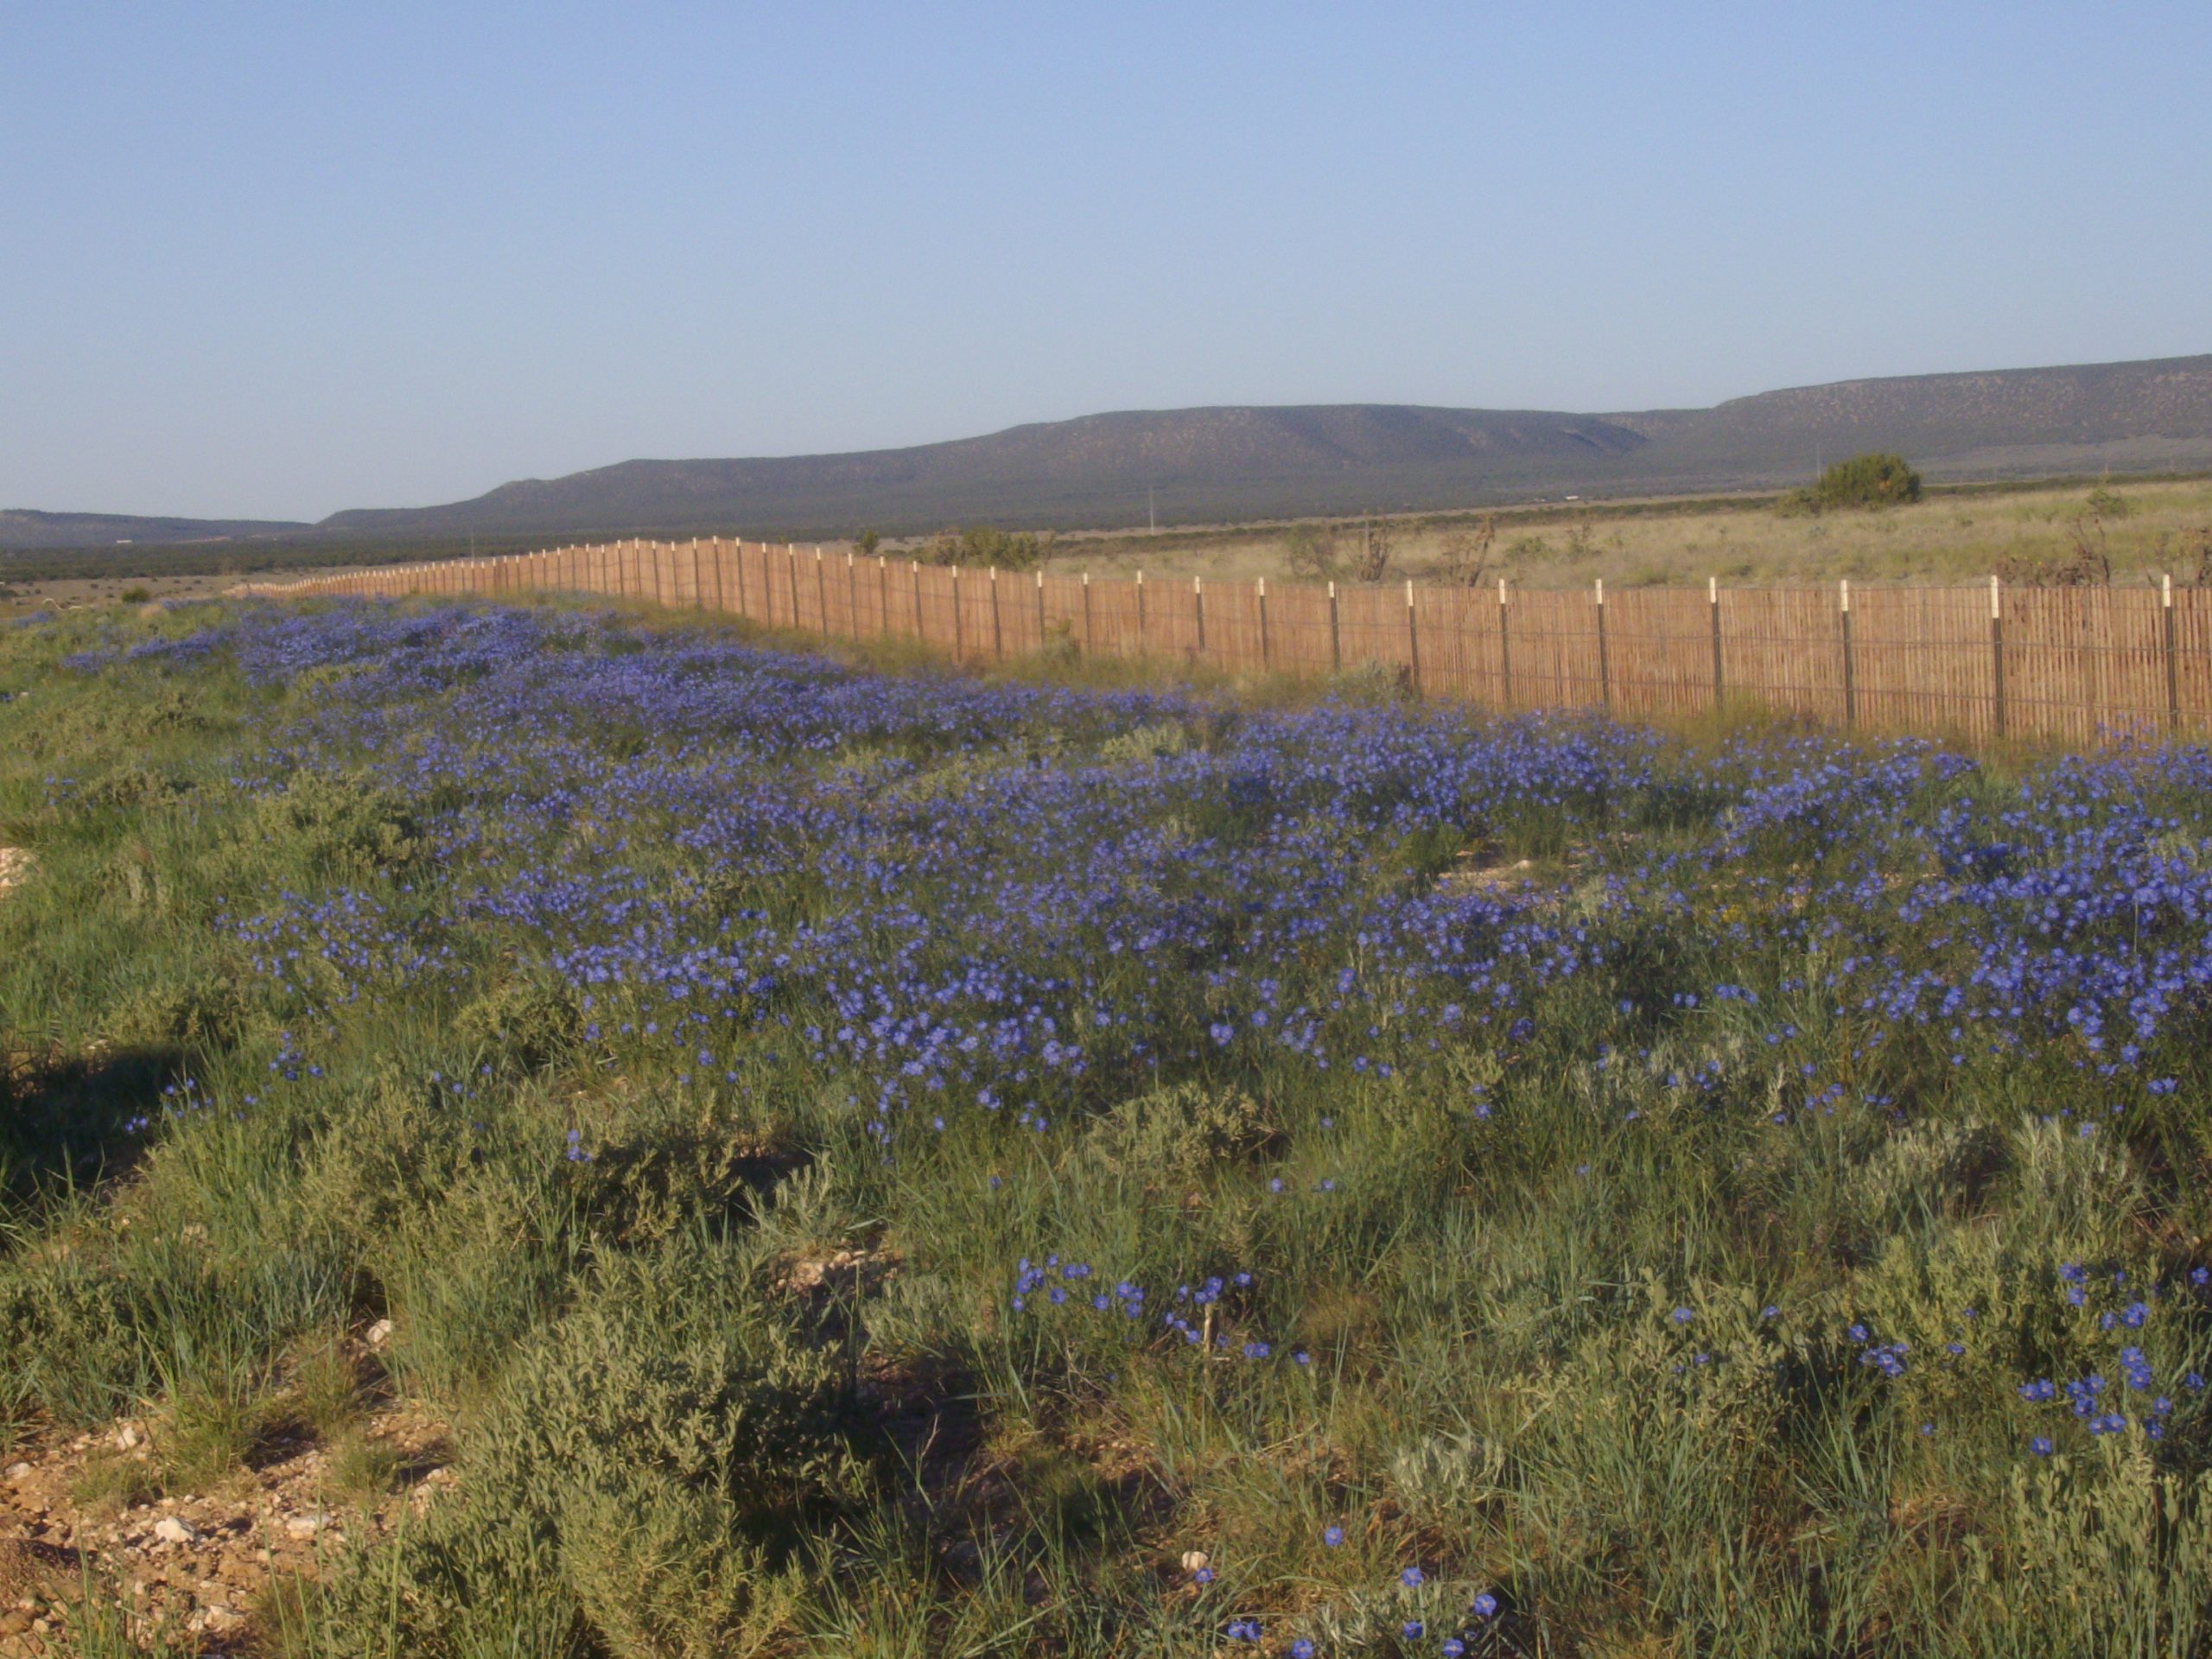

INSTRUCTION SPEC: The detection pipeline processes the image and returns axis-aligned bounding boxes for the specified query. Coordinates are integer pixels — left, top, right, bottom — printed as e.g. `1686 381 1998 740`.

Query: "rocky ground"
0 1353 451 1655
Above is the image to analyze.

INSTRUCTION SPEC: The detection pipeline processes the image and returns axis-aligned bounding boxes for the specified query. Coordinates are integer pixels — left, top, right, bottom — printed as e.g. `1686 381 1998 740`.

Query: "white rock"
4 1462 31 1483
285 1510 334 1538
1179 1549 1209 1573
114 1424 142 1451
152 1516 196 1545
365 1318 395 1348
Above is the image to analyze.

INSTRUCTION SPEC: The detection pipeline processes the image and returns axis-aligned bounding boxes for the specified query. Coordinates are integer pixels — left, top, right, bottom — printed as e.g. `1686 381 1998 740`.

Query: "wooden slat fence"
248 543 2212 746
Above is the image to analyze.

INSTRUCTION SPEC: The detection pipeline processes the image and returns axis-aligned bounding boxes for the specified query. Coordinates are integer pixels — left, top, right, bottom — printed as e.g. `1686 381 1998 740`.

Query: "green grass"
3 595 2211 1656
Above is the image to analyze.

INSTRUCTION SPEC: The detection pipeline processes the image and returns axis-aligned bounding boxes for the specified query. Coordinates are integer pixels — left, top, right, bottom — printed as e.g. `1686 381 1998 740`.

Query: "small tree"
1793 452 1923 512
855 530 880 559
1437 514 1497 586
1281 524 1339 582
1351 518 1396 582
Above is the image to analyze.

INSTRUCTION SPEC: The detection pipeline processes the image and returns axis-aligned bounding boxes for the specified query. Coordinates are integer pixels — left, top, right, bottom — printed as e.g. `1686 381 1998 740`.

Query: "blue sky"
4 3 2208 520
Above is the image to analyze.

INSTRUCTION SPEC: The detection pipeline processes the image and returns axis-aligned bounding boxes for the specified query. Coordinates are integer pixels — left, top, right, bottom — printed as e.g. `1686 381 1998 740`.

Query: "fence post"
1840 578 1855 727
2165 572 2180 732
1406 579 1421 694
877 556 889 637
1328 580 1342 671
815 547 829 639
848 550 859 636
1497 578 1511 709
1593 578 1609 714
785 544 799 630
1256 577 1269 671
1194 576 1206 659
1082 572 1095 653
712 538 728 612
1135 570 1147 655
734 541 749 618
989 566 1004 658
912 560 924 641
1708 575 1724 710
951 565 965 659
1034 568 1046 652
1990 575 2006 738
691 539 705 608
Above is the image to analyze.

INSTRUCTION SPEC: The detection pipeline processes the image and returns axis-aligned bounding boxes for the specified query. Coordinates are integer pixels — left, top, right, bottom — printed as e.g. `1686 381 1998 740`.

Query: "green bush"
452 976 582 1069
245 770 428 875
101 969 256 1051
916 524 1051 571
1081 1080 1281 1188
1784 451 1923 512
304 1236 856 1657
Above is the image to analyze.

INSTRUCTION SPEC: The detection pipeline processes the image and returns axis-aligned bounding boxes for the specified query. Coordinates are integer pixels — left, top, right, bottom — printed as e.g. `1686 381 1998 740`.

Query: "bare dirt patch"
0 1397 451 1655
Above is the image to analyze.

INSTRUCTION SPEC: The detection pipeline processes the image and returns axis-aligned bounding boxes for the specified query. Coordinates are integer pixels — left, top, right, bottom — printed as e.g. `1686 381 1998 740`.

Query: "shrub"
306 1236 857 1656
452 976 581 1069
75 766 191 811
245 771 427 875
916 525 1051 571
1282 524 1339 582
1081 1081 1281 1188
1786 451 1923 512
104 973 251 1050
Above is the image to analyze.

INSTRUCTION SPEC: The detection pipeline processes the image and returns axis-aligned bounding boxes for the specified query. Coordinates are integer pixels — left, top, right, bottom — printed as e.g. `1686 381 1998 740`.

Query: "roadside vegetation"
1052 474 2212 593
3 596 2212 1655
10 474 2212 623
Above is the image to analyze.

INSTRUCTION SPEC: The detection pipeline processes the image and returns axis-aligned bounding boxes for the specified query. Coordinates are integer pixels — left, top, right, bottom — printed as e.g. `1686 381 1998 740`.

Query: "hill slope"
323 353 2212 538
321 404 1654 538
11 353 2211 549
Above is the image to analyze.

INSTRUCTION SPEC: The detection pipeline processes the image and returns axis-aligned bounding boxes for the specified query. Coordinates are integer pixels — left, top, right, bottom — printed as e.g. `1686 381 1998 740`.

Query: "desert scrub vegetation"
1050 474 2212 592
4 596 2212 1655
1779 452 1925 514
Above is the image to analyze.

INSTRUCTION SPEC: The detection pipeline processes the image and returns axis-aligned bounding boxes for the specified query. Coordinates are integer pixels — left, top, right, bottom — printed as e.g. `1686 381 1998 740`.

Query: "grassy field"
1041 475 2212 591
4 596 2212 1656
7 474 2212 622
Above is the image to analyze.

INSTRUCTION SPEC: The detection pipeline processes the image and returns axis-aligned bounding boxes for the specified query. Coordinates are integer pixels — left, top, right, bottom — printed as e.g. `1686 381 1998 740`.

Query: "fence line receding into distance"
243 543 2212 747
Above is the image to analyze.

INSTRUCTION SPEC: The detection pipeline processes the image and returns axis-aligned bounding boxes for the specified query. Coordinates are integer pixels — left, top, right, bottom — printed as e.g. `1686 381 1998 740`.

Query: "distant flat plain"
1038 474 2212 591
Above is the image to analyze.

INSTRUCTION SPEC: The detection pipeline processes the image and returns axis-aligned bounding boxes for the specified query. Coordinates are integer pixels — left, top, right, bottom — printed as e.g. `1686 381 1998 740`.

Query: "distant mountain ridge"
10 353 2212 549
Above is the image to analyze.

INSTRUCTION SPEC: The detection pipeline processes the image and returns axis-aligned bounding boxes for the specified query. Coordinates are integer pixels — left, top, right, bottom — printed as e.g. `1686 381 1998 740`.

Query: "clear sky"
4 3 2208 521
